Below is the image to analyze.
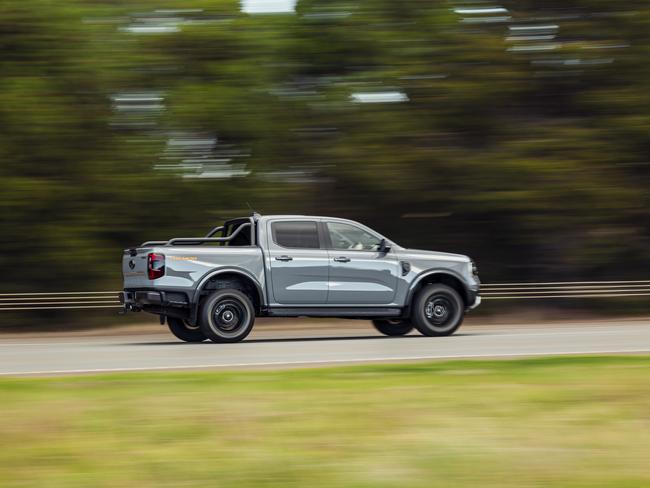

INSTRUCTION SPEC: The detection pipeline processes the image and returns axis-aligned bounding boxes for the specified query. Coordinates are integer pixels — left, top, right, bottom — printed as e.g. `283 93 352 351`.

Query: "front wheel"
167 317 207 343
411 284 464 337
199 289 255 343
372 319 414 336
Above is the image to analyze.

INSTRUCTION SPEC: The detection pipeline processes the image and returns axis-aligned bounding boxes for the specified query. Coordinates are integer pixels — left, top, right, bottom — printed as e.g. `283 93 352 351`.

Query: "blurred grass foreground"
2 356 650 487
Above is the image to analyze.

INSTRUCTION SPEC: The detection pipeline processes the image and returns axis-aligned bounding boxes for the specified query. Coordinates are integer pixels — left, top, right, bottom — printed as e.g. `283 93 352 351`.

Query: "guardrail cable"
0 281 648 310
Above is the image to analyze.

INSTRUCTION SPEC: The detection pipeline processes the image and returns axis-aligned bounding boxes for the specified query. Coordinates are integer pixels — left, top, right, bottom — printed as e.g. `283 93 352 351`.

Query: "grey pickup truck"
120 214 480 342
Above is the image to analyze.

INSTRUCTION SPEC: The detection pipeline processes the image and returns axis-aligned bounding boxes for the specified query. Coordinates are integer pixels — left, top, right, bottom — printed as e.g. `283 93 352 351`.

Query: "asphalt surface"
1 319 650 375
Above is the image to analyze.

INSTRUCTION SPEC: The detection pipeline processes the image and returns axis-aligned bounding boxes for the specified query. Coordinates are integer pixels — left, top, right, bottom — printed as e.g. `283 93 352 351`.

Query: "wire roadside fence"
1 281 649 311
0 292 122 311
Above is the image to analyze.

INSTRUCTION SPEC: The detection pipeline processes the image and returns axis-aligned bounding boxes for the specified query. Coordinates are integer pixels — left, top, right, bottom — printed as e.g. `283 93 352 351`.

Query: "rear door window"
271 221 320 249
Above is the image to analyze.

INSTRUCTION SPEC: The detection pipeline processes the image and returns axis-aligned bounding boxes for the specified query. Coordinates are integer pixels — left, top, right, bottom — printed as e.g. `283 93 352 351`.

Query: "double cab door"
267 219 399 306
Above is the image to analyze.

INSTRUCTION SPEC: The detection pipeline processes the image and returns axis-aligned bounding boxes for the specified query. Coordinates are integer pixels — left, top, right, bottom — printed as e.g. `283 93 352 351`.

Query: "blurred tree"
0 0 648 325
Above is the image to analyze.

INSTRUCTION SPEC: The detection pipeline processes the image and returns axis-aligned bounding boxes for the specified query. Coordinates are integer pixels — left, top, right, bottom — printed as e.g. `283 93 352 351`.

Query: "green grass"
1 356 650 487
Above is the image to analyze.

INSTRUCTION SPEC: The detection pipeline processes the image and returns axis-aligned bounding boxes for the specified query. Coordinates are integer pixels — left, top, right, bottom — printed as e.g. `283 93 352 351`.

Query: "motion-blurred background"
1 0 649 326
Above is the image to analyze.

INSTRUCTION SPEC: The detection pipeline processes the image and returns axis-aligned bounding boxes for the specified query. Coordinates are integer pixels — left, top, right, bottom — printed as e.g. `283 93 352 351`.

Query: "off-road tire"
411 284 464 337
199 289 255 343
372 319 414 336
167 317 207 343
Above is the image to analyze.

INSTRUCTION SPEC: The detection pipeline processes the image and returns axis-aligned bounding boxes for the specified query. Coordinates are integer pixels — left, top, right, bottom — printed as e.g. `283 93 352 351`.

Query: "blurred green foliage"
0 0 648 302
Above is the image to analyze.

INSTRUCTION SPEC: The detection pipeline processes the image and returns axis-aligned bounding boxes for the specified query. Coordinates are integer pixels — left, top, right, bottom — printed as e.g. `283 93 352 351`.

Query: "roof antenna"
246 202 261 220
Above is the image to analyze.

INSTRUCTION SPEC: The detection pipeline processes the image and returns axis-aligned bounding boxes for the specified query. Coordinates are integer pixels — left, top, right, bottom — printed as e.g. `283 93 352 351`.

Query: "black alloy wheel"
199 289 255 343
412 284 464 337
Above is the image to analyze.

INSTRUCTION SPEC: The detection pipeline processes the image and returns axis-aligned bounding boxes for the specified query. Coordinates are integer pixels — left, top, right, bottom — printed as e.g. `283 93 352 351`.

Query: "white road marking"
2 349 650 376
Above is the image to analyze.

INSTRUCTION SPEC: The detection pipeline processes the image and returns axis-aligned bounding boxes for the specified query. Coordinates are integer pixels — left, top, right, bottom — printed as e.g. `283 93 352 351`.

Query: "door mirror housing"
378 238 391 254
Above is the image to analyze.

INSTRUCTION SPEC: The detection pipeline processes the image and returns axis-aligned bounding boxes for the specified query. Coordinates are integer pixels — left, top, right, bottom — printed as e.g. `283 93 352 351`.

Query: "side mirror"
379 238 391 253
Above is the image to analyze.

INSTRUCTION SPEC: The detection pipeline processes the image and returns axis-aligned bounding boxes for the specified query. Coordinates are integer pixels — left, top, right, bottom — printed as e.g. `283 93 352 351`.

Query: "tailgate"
122 248 152 288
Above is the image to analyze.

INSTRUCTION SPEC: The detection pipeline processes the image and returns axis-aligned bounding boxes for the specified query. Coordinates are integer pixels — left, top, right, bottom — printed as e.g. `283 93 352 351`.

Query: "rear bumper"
119 289 189 312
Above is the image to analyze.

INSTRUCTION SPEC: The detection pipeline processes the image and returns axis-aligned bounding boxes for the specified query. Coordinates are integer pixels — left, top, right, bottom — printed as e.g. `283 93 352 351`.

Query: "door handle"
333 256 350 263
275 255 293 262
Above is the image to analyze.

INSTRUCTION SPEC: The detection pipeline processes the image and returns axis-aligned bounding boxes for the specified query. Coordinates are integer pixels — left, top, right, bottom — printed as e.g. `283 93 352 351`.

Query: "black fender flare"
405 269 472 309
190 268 265 323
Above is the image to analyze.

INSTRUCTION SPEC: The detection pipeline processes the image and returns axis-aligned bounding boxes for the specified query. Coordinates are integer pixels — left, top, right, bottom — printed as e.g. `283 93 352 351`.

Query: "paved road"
1 319 649 375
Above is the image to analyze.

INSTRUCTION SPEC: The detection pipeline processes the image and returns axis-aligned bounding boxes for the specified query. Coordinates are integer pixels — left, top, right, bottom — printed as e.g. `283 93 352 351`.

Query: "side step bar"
266 307 402 318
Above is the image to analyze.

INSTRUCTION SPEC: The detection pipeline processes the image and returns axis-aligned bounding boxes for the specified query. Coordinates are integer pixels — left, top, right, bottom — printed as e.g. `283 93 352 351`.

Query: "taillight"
147 253 165 280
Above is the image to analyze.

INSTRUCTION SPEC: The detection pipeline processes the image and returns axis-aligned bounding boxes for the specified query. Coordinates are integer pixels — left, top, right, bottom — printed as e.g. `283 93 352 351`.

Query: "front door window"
327 222 382 251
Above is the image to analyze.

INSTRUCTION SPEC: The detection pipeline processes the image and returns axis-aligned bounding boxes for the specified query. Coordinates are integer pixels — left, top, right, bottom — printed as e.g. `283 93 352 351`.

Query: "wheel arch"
191 268 265 320
406 270 470 309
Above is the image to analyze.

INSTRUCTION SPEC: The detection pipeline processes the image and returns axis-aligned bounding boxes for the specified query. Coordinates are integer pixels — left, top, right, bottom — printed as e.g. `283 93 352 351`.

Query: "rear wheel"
412 284 464 337
372 319 414 336
200 289 255 343
167 317 207 343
